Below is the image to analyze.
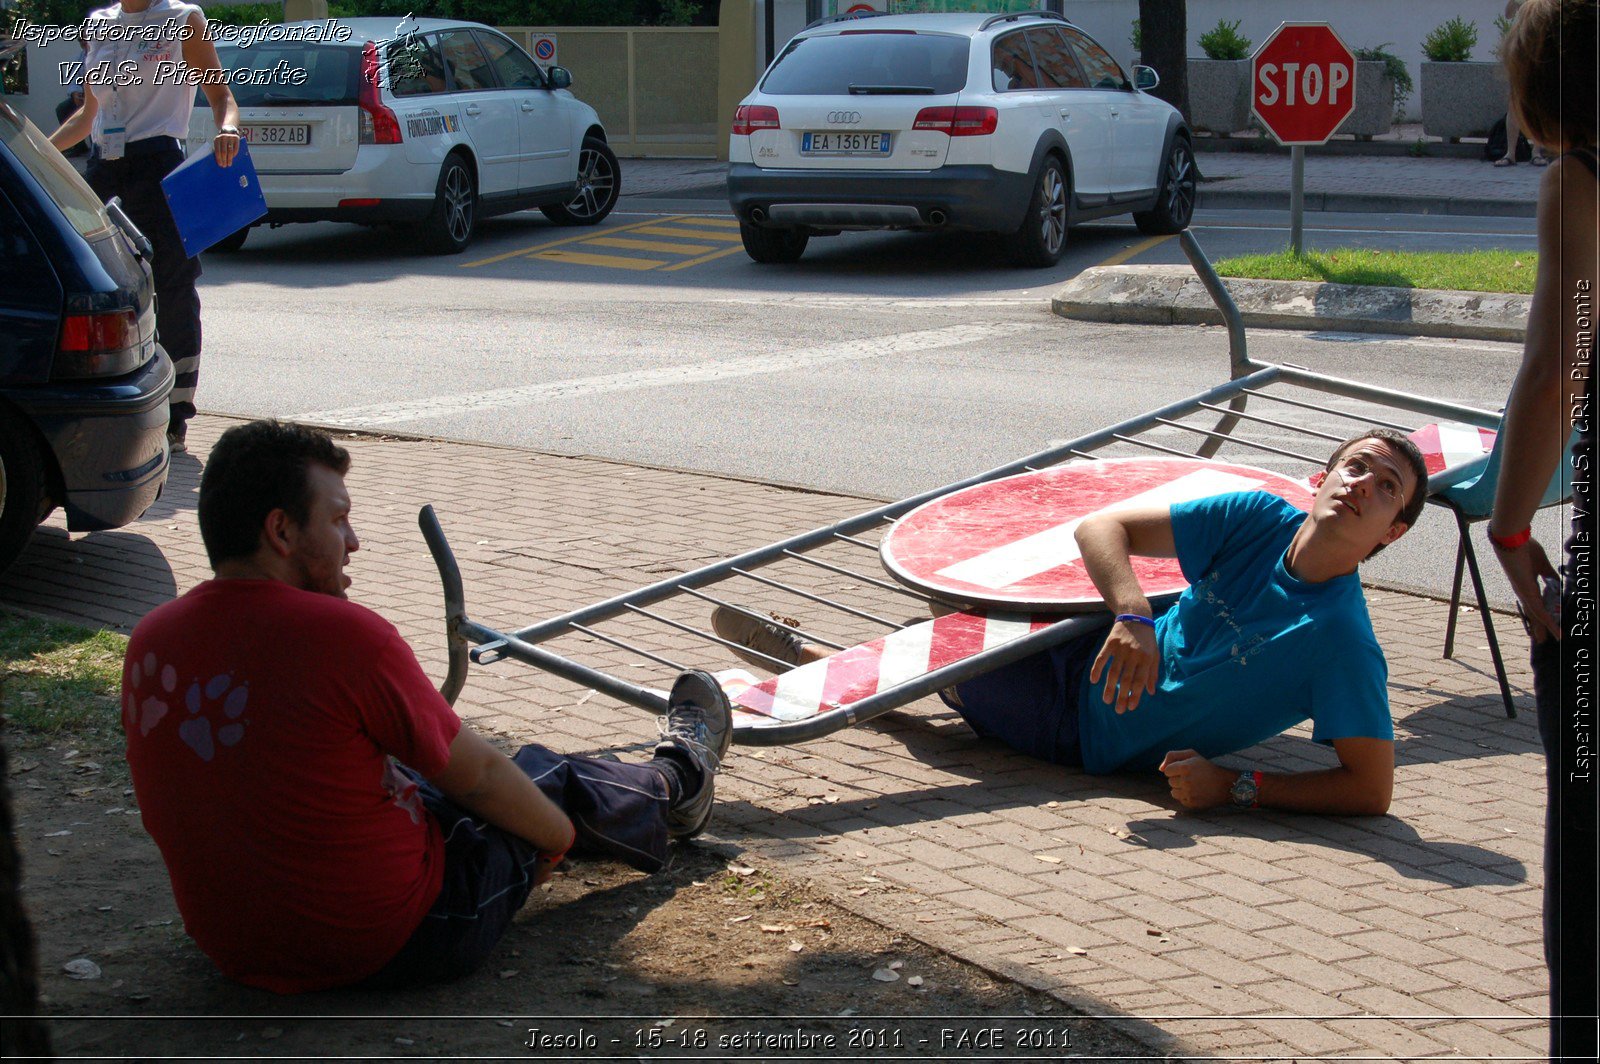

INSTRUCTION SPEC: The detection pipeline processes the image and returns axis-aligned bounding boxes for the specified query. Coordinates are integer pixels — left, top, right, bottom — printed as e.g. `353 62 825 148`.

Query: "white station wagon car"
189 18 619 253
728 10 1194 266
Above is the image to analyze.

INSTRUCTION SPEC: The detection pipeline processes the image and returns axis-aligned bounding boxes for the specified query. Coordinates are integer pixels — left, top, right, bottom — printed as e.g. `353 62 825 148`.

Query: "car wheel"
419 154 477 255
739 222 809 264
540 137 620 226
1133 138 1196 235
209 226 250 253
0 414 48 576
1008 156 1069 267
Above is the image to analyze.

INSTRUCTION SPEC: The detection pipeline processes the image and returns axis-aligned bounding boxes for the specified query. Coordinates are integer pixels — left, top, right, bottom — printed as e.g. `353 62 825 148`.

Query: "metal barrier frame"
421 231 1502 743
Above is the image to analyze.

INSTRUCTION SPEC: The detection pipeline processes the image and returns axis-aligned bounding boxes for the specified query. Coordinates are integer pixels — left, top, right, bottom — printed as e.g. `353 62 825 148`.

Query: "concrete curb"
1198 187 1535 217
1051 265 1529 343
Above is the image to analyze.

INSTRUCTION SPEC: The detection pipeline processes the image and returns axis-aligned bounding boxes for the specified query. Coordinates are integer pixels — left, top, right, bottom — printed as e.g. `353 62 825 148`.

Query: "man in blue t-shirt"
713 430 1428 817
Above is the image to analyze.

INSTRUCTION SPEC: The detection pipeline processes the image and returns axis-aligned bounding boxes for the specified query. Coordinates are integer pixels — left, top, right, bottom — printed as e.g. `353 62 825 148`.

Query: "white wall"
7 37 80 134
1061 0 1514 121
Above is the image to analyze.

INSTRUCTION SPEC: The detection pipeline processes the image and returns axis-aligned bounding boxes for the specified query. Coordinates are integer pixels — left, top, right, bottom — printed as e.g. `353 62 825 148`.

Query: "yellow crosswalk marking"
677 217 742 229
662 245 748 272
458 216 667 268
586 235 718 255
633 225 744 242
534 248 666 270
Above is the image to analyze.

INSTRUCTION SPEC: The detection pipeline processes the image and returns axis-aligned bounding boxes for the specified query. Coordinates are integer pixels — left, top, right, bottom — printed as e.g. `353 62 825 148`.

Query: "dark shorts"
941 626 1105 767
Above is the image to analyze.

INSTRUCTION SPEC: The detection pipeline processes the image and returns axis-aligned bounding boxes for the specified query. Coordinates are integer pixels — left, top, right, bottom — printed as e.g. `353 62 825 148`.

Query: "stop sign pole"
1250 23 1357 254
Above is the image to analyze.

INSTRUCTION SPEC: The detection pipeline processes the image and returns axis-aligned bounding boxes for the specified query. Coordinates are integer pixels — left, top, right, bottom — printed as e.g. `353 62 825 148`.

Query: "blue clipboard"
160 140 268 257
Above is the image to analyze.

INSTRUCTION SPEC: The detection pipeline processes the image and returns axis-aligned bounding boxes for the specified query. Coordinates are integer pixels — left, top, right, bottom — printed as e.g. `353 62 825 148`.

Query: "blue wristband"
1114 613 1156 629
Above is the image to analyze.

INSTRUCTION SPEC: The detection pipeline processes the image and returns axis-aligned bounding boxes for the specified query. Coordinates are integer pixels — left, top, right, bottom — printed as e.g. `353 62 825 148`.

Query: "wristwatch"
218 125 241 137
1229 770 1261 810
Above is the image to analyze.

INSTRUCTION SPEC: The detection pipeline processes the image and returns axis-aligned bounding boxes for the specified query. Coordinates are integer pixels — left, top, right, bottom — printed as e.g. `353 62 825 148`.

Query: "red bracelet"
537 823 577 866
1488 526 1533 551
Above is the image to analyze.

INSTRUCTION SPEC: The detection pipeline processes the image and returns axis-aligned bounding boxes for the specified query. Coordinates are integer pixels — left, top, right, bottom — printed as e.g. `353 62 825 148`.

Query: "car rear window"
0 103 109 240
761 32 969 95
215 43 361 106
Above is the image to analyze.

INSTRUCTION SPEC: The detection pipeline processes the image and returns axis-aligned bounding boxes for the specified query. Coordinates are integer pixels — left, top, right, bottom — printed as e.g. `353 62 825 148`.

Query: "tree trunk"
1138 0 1190 124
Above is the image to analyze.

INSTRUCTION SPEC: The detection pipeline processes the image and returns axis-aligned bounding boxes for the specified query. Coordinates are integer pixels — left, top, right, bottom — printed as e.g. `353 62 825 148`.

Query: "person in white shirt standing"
50 1 241 454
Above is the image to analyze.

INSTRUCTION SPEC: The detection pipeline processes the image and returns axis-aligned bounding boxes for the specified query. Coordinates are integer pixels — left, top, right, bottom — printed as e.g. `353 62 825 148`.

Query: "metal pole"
1289 145 1305 255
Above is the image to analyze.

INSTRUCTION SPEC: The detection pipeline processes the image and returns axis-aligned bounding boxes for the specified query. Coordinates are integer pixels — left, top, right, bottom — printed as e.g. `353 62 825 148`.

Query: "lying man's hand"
1159 749 1233 810
1089 619 1159 713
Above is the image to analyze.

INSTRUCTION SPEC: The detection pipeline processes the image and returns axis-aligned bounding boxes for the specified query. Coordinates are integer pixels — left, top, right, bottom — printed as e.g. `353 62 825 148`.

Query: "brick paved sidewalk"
2 416 1549 1059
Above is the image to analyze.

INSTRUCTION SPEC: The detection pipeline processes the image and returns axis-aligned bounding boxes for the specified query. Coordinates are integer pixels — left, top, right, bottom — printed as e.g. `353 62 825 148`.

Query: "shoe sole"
665 669 733 839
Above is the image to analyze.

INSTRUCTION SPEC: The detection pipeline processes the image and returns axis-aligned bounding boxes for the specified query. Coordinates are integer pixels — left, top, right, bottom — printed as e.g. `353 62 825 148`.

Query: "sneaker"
711 606 806 672
658 669 733 839
166 427 187 454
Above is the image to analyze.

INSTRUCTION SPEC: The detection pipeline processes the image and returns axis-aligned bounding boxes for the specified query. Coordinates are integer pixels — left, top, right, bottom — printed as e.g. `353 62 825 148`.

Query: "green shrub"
1197 19 1251 61
1130 18 1142 54
1422 17 1478 62
205 3 286 27
1354 43 1414 119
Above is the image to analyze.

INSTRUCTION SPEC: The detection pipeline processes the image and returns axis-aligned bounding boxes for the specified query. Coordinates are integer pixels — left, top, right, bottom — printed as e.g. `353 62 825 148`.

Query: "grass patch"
1214 248 1536 294
0 612 126 737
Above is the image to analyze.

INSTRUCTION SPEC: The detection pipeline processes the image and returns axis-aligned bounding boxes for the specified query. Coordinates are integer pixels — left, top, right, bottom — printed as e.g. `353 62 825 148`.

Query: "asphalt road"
195 204 1554 611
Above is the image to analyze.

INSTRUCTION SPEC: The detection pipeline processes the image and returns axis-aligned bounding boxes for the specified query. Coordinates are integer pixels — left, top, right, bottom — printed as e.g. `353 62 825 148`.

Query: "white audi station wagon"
189 18 619 254
728 10 1195 266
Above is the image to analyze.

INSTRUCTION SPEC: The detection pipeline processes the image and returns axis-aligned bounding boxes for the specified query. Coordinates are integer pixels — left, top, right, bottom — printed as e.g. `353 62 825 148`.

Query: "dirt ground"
9 727 1163 1062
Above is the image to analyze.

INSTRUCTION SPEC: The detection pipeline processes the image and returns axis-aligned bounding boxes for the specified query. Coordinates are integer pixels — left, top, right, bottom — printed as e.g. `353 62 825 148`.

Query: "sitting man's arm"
1075 506 1177 713
430 727 576 880
1159 736 1394 815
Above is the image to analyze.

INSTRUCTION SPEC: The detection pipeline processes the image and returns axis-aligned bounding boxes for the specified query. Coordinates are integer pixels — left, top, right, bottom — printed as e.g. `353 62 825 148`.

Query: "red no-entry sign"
1251 23 1357 147
879 458 1315 610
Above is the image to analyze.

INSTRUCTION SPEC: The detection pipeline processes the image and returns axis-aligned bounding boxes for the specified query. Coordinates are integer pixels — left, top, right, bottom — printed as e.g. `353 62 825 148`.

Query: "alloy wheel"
566 147 617 220
1038 167 1067 255
1165 145 1196 225
444 166 474 244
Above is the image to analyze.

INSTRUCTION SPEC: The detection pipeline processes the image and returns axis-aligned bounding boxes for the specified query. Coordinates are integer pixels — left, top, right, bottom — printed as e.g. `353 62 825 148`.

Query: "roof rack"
804 10 891 31
979 10 1069 32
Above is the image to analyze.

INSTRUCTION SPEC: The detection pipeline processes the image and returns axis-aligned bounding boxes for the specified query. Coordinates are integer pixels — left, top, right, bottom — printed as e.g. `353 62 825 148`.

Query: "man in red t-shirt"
122 420 732 993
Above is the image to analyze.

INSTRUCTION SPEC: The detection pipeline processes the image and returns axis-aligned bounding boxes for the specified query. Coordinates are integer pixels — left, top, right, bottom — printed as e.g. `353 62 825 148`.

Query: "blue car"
0 100 173 575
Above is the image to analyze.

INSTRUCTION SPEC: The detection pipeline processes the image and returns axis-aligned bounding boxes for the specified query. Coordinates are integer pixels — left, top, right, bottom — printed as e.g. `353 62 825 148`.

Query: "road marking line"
533 248 667 270
458 216 673 268
1092 233 1173 269
634 225 744 242
661 245 748 271
935 470 1265 589
586 235 718 254
297 322 1034 428
683 217 742 228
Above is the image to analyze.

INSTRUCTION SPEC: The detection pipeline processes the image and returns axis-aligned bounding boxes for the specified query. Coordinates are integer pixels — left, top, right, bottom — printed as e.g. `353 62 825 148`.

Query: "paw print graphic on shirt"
128 653 248 761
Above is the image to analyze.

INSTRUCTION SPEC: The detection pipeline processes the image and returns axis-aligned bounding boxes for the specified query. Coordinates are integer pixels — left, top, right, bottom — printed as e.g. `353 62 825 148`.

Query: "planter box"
1335 60 1396 139
1421 60 1507 140
1187 58 1252 136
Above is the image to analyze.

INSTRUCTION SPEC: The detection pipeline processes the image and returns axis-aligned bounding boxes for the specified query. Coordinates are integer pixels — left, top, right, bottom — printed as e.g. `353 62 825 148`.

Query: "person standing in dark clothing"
50 1 241 453
1487 2 1598 1058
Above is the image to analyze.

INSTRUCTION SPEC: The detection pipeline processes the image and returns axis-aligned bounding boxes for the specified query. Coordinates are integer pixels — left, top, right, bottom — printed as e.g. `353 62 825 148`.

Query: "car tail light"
55 310 143 378
732 104 781 136
913 106 999 136
359 41 403 145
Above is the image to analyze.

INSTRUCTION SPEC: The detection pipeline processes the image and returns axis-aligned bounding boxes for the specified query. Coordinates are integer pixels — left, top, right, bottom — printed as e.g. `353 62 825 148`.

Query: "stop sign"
1251 23 1356 146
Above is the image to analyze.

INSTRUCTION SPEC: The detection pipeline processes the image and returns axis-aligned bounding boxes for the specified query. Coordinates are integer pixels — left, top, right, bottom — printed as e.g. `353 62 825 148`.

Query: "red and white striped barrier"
727 609 1055 724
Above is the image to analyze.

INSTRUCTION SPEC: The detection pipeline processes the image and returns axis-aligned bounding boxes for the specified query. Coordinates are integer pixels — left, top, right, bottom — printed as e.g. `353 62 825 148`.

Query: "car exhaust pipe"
927 209 947 226
750 207 767 223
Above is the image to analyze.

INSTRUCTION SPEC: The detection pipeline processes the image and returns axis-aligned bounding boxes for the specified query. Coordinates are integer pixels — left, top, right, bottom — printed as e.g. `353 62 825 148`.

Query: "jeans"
361 743 673 989
942 627 1105 767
